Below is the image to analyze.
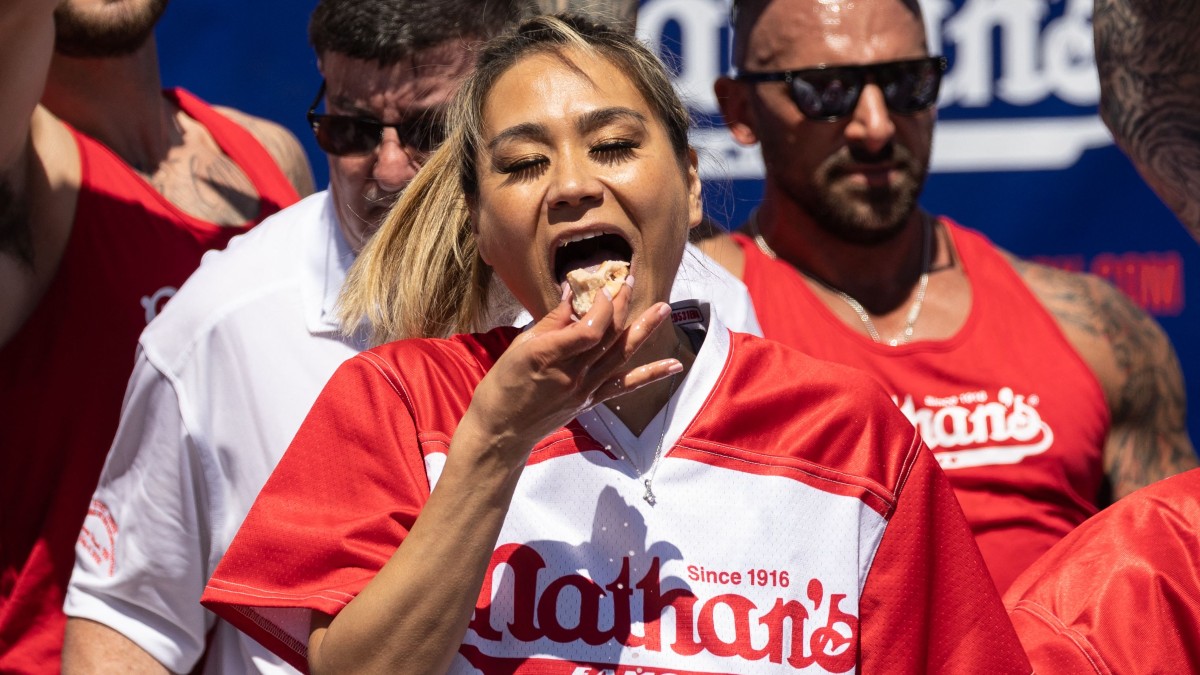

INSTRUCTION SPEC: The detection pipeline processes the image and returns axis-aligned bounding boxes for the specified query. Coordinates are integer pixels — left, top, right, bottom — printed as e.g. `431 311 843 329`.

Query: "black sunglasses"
306 80 446 157
736 56 948 122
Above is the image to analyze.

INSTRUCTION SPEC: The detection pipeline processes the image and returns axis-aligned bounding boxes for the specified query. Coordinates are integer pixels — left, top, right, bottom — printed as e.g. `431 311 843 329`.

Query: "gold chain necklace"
748 212 932 346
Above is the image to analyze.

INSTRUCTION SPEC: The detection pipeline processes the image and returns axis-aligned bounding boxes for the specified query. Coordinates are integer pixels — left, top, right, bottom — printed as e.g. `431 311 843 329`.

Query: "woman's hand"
461 277 681 462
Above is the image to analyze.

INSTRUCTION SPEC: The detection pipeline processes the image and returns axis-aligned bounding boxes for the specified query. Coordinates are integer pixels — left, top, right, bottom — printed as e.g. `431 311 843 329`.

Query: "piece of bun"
566 260 629 316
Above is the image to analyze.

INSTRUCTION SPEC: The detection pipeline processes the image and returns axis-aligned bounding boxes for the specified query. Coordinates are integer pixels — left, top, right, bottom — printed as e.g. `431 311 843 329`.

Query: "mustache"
825 142 917 171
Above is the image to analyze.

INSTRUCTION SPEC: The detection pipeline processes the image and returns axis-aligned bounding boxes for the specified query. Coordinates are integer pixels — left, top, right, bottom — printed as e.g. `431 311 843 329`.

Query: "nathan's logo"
466 544 857 673
140 285 177 323
78 499 119 577
895 387 1054 469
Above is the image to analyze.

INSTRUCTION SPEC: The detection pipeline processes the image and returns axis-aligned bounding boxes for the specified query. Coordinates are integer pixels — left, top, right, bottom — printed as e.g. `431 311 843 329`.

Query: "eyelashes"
591 140 638 165
495 139 641 181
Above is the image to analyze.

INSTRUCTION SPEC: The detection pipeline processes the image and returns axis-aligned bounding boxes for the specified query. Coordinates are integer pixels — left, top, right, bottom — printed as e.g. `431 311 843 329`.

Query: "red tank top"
0 90 298 672
734 219 1110 593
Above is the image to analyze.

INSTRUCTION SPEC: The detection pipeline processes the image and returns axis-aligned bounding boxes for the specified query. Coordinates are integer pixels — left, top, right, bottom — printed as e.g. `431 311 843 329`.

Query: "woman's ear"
715 76 761 146
685 147 704 229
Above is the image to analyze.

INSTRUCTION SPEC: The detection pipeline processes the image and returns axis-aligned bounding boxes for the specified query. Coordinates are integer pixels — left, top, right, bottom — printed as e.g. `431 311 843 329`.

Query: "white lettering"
892 387 1054 468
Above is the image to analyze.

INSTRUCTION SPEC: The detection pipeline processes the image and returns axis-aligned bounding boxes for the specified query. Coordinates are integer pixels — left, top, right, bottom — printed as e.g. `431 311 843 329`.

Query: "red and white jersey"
202 315 1029 674
1004 468 1200 674
734 220 1109 593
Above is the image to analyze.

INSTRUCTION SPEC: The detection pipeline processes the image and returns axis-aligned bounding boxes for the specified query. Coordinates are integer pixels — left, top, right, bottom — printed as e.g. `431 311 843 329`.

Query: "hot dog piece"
566 260 629 316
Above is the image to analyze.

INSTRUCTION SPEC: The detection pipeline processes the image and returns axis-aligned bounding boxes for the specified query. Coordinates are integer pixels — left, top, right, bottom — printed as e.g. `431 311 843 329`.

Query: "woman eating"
201 14 1028 674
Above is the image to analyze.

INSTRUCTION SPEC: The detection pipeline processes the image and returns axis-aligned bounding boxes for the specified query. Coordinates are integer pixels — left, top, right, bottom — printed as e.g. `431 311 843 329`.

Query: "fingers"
588 301 671 376
591 355 684 403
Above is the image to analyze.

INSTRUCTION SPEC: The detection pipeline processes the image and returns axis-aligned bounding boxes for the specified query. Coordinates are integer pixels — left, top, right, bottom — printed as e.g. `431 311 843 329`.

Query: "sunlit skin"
472 49 703 324
320 43 474 253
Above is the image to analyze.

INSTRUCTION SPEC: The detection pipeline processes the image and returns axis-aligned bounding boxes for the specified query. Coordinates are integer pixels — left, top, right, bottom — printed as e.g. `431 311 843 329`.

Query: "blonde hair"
339 13 693 346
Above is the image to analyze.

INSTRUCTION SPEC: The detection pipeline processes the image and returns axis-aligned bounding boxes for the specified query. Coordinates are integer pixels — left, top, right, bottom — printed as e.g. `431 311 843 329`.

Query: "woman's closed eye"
591 139 639 164
496 154 549 180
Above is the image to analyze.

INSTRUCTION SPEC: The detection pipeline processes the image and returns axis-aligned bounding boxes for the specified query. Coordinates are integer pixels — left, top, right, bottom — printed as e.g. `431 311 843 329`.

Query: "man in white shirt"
61 1 759 673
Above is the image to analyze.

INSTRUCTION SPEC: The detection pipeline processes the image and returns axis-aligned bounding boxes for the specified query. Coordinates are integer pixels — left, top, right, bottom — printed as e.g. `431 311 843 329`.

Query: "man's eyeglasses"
306 80 446 158
736 56 948 122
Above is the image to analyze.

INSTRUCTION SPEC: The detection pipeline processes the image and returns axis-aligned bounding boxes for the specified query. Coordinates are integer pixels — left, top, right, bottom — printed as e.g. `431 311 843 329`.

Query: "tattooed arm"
1094 0 1200 242
1011 255 1197 501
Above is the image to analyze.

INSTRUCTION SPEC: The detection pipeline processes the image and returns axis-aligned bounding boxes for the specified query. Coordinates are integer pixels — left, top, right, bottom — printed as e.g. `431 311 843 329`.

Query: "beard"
53 0 169 59
786 141 929 246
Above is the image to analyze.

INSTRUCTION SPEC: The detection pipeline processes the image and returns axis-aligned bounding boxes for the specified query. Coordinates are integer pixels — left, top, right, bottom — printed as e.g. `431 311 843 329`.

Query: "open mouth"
553 232 634 284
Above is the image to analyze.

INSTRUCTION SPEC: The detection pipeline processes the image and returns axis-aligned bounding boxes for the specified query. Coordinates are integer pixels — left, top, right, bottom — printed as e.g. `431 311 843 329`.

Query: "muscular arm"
1012 256 1197 500
0 0 55 173
1094 0 1200 241
62 620 169 675
215 106 315 198
0 2 80 347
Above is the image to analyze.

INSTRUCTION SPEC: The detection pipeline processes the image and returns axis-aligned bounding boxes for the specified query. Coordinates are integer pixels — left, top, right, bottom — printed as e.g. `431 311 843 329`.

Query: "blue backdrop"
157 0 1199 448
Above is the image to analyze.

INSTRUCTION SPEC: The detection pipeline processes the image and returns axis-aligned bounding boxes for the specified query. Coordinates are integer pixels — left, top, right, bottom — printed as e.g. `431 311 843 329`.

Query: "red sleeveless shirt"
0 89 298 672
734 219 1110 593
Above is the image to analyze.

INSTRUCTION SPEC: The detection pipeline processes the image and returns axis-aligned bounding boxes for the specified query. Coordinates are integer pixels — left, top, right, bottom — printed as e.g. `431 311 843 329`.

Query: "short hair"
308 0 539 63
729 0 924 67
339 13 697 344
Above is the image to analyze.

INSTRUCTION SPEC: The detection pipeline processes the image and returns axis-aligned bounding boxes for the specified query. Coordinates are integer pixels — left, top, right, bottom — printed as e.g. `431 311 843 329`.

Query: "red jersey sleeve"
1004 469 1200 675
859 444 1032 673
201 352 430 672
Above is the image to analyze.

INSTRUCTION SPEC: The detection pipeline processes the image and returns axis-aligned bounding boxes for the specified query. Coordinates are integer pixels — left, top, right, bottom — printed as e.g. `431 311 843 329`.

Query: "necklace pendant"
642 479 656 505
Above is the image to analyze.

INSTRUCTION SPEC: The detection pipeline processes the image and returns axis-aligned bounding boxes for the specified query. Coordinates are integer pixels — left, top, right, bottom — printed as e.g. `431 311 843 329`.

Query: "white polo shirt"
65 191 359 674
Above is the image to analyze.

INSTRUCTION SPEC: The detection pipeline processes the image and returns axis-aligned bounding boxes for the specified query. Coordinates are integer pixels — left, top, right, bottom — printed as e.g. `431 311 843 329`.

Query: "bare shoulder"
213 106 315 198
1006 251 1196 496
690 222 746 280
1005 251 1165 396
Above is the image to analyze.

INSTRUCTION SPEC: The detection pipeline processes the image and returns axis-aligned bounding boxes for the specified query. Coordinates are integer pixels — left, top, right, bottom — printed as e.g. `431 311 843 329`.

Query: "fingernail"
667 360 684 374
657 303 671 319
560 281 570 302
602 286 614 300
624 274 635 288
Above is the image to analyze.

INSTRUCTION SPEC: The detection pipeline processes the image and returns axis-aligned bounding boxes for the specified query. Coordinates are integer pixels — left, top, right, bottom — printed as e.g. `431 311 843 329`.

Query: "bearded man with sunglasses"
697 0 1196 594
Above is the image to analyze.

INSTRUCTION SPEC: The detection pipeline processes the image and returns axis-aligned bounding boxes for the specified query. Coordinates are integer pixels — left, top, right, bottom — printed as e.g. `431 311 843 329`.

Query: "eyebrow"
486 106 649 151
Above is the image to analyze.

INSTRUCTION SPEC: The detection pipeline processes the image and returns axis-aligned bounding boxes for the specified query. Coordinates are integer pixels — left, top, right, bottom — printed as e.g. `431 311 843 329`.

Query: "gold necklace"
748 212 932 346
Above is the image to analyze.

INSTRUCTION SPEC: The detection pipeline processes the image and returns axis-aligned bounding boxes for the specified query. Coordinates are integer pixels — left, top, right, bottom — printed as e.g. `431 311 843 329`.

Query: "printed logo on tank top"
462 543 858 673
894 387 1053 469
140 285 177 323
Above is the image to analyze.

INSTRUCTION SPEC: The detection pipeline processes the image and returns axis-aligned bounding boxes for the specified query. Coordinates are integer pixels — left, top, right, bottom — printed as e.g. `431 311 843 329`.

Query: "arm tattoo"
1095 0 1200 240
1013 258 1197 500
